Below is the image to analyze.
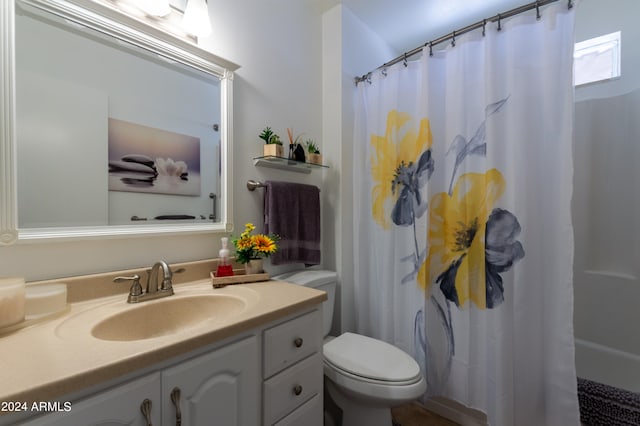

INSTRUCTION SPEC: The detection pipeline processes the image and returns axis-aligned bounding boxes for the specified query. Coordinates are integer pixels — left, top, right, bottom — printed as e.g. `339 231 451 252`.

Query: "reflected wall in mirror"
0 0 239 244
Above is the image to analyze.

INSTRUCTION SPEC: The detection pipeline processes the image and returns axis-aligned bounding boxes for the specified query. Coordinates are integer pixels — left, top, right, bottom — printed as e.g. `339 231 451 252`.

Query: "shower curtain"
352 2 580 425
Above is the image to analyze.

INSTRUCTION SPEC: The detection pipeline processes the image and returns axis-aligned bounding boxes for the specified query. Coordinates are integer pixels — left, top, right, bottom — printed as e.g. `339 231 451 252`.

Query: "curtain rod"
354 0 572 85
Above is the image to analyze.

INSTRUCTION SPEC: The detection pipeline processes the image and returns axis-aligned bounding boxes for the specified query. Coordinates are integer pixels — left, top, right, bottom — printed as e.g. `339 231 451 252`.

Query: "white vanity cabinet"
19 336 259 426
19 373 162 426
5 305 325 426
262 309 324 426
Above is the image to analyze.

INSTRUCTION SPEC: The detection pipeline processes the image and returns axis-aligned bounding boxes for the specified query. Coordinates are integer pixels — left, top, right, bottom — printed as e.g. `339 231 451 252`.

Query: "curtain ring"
568 0 573 9
497 13 502 31
429 42 433 57
403 53 408 67
536 1 541 20
381 68 387 77
451 30 456 47
482 19 486 37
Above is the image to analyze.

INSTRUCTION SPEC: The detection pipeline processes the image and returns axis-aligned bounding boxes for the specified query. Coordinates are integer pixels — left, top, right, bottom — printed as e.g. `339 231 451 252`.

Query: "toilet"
273 270 426 426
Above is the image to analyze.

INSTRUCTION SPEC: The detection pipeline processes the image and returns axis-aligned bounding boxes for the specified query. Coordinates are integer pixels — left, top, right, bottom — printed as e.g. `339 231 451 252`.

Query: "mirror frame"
0 0 238 245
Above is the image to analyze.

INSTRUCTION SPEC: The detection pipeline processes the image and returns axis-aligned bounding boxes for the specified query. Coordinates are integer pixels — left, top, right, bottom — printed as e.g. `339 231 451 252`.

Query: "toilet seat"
322 333 426 403
324 358 422 386
323 332 422 383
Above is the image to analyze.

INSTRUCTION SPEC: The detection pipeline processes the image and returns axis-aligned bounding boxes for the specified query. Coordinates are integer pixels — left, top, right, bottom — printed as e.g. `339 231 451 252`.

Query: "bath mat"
578 377 640 425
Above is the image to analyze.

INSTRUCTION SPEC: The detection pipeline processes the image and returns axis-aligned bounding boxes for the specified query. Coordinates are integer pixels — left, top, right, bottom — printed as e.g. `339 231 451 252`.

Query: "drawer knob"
293 337 303 348
293 385 303 396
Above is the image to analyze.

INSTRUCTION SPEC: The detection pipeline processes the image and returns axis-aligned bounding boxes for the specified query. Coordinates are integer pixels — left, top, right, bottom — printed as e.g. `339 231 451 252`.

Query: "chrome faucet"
147 261 174 295
114 261 181 303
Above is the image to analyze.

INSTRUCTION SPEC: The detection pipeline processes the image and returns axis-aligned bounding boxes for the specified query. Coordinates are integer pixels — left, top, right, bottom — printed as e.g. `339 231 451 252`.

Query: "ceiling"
334 0 534 54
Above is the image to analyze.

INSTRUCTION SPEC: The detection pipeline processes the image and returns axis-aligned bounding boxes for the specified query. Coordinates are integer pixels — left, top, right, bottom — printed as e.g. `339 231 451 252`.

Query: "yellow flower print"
418 169 506 309
371 110 433 229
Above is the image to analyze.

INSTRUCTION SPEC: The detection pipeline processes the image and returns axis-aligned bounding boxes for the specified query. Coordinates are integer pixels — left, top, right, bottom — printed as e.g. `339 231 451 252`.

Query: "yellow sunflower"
253 234 277 255
241 223 256 238
236 236 254 251
371 110 433 229
417 168 505 309
232 223 279 264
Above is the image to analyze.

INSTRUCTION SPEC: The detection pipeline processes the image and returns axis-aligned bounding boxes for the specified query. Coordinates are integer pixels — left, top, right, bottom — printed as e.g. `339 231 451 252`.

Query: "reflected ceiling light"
135 0 171 17
182 0 212 38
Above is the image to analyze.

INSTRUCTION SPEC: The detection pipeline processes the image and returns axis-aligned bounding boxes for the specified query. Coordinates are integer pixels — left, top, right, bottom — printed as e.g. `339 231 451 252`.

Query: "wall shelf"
253 156 329 174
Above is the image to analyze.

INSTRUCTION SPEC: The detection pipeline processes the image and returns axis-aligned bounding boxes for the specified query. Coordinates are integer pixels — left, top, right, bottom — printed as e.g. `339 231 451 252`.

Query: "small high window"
574 31 621 86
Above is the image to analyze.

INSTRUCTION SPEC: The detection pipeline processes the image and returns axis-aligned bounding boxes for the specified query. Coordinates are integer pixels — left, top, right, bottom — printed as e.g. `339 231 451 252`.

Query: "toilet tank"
272 270 336 337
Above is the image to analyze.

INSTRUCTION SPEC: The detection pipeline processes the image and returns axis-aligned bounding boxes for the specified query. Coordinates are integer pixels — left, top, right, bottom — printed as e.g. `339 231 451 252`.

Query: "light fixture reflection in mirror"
0 0 239 244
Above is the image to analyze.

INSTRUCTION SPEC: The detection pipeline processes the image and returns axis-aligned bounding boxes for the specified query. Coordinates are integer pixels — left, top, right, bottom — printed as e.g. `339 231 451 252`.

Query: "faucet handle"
113 274 143 297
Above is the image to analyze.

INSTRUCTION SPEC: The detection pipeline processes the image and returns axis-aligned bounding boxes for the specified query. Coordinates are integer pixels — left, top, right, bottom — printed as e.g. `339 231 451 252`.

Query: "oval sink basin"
91 295 246 342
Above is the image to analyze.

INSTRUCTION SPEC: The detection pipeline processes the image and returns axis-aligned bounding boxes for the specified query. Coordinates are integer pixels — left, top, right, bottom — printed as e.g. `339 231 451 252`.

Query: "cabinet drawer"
264 309 322 378
263 353 323 425
273 394 322 426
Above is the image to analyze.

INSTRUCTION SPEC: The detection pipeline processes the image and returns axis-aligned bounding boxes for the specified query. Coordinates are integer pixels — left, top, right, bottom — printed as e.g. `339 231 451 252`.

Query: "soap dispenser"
216 237 234 277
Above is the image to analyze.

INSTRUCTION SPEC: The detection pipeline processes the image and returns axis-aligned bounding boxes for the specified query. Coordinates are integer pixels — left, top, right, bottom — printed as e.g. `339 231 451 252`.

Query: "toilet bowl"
273 270 426 426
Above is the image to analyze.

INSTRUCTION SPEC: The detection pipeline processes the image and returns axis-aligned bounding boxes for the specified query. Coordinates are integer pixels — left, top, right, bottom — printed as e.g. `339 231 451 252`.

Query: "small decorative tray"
210 270 270 288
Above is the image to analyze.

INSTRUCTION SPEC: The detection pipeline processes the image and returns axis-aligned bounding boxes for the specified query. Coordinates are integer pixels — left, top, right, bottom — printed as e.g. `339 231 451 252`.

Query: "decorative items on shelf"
305 139 322 165
258 125 323 166
232 223 278 275
287 128 306 162
259 126 284 158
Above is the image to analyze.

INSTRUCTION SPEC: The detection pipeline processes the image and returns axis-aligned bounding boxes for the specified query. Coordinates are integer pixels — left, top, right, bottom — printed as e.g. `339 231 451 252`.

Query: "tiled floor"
392 402 461 426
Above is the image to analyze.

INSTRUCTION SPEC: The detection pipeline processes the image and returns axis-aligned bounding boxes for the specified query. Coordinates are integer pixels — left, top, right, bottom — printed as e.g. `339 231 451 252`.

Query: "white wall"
0 0 326 281
321 5 396 333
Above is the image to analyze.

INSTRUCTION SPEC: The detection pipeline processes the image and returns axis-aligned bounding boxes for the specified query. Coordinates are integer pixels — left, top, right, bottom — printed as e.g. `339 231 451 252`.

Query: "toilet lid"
323 332 421 382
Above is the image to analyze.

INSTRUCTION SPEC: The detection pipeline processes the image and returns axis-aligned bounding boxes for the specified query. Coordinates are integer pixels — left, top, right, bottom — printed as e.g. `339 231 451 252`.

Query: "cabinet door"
20 373 161 426
161 336 260 426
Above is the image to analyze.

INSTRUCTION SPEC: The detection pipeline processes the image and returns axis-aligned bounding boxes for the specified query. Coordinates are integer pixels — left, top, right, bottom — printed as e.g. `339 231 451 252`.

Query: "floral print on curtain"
371 110 434 283
370 97 525 391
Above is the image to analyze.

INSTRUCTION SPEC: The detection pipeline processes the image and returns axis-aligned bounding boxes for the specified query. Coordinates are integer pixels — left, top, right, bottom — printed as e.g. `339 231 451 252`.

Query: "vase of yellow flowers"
232 223 278 274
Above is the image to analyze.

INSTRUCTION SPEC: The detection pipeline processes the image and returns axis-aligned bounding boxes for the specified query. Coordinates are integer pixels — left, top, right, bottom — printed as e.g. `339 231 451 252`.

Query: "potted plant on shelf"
232 223 278 274
306 139 322 165
259 127 283 158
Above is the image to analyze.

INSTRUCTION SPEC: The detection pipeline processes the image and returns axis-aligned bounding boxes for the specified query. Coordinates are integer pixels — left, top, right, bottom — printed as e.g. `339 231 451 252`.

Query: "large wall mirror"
0 0 237 245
